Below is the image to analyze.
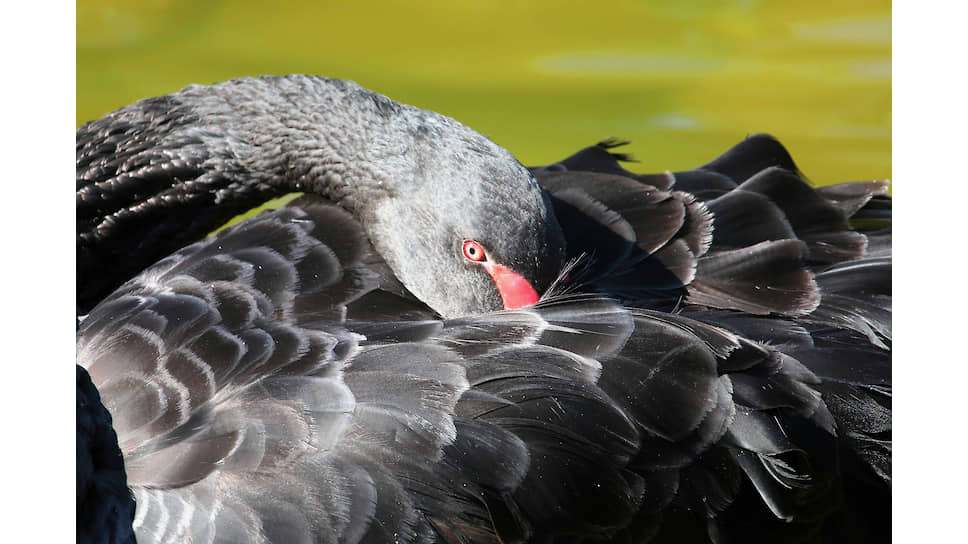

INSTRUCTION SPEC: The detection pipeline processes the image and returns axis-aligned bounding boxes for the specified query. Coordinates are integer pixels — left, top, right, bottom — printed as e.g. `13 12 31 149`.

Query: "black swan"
76 75 891 543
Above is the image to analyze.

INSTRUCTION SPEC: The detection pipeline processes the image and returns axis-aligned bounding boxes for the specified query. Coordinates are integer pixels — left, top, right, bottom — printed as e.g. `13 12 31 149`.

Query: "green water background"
77 0 890 189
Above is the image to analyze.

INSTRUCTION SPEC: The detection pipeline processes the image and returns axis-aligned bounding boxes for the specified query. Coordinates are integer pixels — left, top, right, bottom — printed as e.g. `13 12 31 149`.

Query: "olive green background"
77 0 890 187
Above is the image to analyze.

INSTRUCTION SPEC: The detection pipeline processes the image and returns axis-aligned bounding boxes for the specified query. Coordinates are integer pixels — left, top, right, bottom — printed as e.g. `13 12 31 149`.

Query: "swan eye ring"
462 240 487 262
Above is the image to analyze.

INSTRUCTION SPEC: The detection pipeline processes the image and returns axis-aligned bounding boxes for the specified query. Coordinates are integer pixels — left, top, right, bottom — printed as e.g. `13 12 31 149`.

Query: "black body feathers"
77 77 890 544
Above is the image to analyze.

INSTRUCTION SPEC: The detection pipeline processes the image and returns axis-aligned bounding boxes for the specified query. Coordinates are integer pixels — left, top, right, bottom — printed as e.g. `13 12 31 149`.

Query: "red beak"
481 261 540 310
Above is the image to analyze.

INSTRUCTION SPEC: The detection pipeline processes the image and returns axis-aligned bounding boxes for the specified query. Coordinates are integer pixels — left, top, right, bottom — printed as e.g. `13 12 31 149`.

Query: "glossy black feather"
77 77 891 544
77 365 137 544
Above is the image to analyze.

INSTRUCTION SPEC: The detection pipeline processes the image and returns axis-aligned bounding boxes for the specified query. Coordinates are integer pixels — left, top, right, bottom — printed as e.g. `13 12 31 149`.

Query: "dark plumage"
77 75 891 543
77 365 136 544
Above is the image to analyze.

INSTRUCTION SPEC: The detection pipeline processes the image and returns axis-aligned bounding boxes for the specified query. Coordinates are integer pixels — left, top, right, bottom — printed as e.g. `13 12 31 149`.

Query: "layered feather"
79 129 891 543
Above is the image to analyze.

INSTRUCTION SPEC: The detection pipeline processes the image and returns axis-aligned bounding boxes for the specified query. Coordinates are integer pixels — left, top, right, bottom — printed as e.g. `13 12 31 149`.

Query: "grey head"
355 102 568 318
77 75 566 318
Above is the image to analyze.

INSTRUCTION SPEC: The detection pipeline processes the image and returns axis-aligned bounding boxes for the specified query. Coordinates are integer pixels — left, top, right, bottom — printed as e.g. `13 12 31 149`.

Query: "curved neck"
76 75 487 312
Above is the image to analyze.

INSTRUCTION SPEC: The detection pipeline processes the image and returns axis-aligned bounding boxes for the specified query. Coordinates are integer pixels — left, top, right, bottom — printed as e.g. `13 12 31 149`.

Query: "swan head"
363 123 566 318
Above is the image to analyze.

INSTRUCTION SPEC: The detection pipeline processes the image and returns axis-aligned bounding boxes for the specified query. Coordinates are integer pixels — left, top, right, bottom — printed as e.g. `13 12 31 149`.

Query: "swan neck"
76 76 425 311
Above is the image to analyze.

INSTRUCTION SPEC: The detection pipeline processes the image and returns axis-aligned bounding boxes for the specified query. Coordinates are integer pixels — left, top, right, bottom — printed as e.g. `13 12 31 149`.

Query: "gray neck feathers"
179 75 518 219
76 75 534 312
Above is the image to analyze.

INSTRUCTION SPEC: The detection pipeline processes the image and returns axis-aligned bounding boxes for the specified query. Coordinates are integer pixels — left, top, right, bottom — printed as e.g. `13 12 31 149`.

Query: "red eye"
462 240 487 262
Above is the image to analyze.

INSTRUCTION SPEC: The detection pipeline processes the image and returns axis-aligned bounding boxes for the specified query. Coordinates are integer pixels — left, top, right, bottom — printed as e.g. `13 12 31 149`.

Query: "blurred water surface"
77 0 890 186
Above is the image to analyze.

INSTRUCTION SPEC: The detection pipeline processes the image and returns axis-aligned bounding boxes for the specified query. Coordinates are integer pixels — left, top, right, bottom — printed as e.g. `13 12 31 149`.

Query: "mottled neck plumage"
76 75 523 313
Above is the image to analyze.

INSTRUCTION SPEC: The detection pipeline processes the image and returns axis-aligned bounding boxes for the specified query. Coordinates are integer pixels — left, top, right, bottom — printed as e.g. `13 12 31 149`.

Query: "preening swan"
76 75 890 543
